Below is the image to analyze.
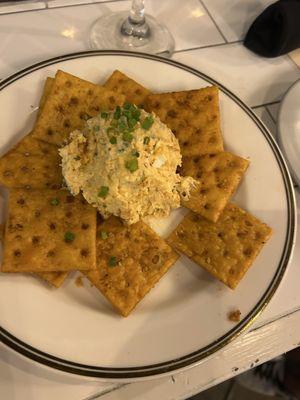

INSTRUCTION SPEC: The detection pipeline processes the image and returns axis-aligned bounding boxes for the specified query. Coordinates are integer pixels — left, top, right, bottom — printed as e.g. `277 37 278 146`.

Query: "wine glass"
89 0 175 57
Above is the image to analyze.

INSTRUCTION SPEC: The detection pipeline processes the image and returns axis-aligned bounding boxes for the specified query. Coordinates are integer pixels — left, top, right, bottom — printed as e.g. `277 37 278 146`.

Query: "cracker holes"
69 97 79 106
243 247 253 257
66 195 75 203
167 109 177 118
64 119 71 128
56 105 64 113
32 236 40 245
80 249 89 257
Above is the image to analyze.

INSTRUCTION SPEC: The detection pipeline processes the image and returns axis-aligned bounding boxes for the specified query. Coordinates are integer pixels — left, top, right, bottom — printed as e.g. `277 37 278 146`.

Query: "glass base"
89 11 175 57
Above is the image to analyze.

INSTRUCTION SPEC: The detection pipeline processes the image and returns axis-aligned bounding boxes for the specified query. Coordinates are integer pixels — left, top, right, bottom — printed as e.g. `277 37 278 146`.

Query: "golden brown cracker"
32 70 125 146
181 152 249 222
0 221 67 287
167 204 272 289
0 149 62 189
10 135 58 157
1 76 56 160
2 189 97 273
36 271 68 288
84 216 179 317
145 86 223 156
104 70 151 107
0 77 60 189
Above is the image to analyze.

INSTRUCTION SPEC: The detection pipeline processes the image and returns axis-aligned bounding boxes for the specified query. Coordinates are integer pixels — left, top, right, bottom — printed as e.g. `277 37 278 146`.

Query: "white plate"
0 51 296 380
278 79 300 186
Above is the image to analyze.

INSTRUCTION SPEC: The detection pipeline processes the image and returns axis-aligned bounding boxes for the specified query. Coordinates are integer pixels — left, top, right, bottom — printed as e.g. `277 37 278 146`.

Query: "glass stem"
121 0 150 39
129 0 146 24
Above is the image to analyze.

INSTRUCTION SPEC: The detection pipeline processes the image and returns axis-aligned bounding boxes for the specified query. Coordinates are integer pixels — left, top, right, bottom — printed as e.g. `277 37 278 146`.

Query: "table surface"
0 1 299 399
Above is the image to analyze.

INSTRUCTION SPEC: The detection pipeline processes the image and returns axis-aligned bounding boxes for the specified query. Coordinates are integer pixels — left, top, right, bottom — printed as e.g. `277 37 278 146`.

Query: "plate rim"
278 78 300 186
0 49 296 380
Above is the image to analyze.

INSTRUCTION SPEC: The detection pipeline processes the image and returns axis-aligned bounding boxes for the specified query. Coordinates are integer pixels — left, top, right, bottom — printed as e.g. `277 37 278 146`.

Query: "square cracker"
84 216 179 317
0 75 62 189
32 70 125 146
36 271 68 288
167 204 272 289
181 152 249 222
144 86 223 157
2 75 57 158
0 222 68 287
2 189 96 273
104 70 151 107
0 148 62 189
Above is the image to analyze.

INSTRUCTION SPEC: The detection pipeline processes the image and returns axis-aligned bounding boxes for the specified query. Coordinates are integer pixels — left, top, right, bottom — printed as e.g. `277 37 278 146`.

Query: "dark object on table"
244 0 300 57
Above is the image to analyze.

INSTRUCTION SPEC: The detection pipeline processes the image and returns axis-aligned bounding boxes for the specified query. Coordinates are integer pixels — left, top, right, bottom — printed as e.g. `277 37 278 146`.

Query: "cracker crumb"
228 309 241 322
75 276 84 287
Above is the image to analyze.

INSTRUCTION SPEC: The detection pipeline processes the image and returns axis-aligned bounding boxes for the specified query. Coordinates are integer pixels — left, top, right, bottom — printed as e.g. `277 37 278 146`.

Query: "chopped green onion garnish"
128 118 137 129
123 102 132 110
125 158 138 173
108 256 117 267
64 231 75 242
132 108 141 120
101 112 109 120
113 106 121 119
100 231 108 240
98 186 109 198
118 117 127 131
50 198 60 206
141 115 154 130
93 125 100 132
143 136 150 145
109 136 117 144
122 132 133 142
